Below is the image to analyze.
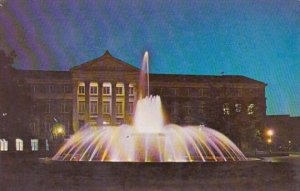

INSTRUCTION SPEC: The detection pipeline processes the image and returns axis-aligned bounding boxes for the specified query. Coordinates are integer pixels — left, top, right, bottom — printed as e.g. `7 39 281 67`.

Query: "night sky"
0 0 299 116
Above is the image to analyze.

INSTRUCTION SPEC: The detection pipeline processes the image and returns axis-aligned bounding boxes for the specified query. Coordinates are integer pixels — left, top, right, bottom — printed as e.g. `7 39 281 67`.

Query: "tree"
0 49 32 148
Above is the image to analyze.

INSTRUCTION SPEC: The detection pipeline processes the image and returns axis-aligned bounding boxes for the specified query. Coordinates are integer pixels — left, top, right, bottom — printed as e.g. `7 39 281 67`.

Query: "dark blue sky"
0 0 299 116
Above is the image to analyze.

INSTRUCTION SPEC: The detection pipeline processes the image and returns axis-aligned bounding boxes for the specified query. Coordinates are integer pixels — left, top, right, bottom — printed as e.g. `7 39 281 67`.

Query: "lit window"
16 138 23 151
78 83 85 95
90 83 98 95
78 101 85 113
103 87 110 95
90 86 98 94
31 139 39 151
223 103 230 115
235 104 242 112
128 102 134 114
103 101 111 114
116 87 123 95
247 104 255 115
90 101 98 114
116 83 124 95
0 139 8 151
116 102 123 115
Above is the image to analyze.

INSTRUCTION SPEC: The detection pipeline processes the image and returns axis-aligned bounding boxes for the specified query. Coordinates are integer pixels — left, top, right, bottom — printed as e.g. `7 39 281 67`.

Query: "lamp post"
51 123 65 152
266 129 274 153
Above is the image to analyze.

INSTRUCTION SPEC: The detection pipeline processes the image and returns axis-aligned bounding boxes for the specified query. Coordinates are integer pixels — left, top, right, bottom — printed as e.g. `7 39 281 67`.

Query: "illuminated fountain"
52 52 247 162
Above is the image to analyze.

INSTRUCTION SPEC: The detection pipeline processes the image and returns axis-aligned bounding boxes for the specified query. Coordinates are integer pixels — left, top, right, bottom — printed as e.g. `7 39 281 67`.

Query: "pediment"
71 51 140 72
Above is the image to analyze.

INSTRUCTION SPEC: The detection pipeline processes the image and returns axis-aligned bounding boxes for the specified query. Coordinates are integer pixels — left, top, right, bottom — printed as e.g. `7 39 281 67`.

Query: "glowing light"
52 123 65 137
267 129 274 137
57 127 63 134
267 138 272 144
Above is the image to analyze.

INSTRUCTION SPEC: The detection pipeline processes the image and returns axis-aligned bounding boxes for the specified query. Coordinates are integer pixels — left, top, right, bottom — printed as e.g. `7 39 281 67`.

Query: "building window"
223 103 230 115
247 104 255 115
182 88 189 96
90 86 98 95
116 102 123 115
103 87 111 95
60 102 69 113
45 102 51 113
79 120 85 128
116 83 124 95
45 139 49 151
44 121 52 135
31 139 39 151
128 102 134 114
170 102 178 115
30 122 38 135
129 87 134 95
199 88 209 97
78 101 85 113
103 101 111 114
90 83 98 95
199 101 205 114
237 88 242 97
0 139 8 151
30 85 37 93
166 88 177 96
235 104 242 112
116 87 123 95
16 138 23 151
90 101 98 114
184 104 192 115
49 85 55 93
78 84 85 95
64 85 72 93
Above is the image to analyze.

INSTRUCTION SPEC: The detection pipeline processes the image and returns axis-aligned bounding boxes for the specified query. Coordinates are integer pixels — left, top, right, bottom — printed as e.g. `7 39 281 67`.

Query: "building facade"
1 51 267 152
266 115 300 151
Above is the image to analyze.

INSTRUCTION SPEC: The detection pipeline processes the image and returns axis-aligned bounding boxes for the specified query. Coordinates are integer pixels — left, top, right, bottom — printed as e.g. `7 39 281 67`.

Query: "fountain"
52 52 247 162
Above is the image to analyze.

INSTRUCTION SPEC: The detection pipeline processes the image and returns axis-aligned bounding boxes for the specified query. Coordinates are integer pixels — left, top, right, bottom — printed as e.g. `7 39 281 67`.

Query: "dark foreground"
0 153 299 191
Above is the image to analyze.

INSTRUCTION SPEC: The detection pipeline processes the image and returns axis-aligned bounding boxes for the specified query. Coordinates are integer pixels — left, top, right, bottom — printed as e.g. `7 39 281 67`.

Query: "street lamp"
266 129 274 153
51 123 65 153
52 123 65 138
267 129 274 137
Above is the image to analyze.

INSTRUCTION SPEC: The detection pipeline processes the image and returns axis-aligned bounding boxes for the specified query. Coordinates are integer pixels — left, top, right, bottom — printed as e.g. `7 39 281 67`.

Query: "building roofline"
149 73 266 85
70 50 140 71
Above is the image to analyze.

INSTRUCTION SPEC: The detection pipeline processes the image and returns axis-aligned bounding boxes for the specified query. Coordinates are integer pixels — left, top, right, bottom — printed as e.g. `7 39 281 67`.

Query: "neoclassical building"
4 51 266 151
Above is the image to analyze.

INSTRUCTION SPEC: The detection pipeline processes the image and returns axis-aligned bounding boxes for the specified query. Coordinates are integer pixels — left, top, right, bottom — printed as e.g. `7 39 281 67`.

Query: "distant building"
1 51 267 152
266 115 300 151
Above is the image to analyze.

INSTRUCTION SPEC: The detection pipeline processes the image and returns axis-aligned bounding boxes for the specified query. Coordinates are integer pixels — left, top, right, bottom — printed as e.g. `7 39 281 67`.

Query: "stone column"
98 82 103 124
111 82 116 125
85 81 90 123
72 81 79 132
124 82 130 123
